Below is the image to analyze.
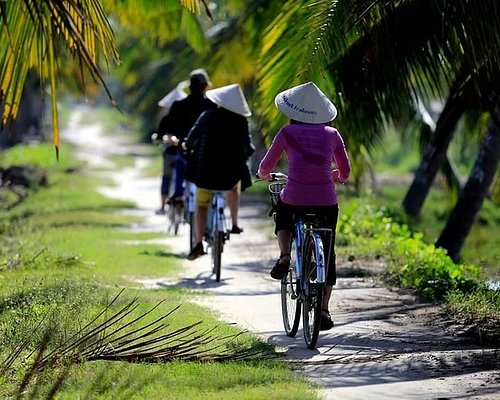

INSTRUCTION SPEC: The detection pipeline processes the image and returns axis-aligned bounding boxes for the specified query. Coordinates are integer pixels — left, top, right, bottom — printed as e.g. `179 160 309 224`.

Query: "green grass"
0 142 71 170
55 360 312 400
0 130 314 398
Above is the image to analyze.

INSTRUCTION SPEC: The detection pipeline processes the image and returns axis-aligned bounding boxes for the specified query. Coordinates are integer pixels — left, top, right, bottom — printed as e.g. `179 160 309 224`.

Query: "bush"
338 199 483 301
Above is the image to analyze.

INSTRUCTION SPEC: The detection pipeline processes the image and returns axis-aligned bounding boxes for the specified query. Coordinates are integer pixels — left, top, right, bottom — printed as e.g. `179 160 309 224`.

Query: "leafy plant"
337 198 484 301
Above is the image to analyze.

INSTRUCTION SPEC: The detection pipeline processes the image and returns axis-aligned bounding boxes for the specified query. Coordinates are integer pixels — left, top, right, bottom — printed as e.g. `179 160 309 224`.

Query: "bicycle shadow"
139 249 186 259
175 272 233 290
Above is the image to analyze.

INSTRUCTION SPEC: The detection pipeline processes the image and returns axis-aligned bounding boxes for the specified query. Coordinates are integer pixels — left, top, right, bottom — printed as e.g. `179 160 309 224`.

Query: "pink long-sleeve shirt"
258 123 350 206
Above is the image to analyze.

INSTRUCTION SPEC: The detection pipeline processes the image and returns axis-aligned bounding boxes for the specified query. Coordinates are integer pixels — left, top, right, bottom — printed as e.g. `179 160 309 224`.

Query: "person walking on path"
184 83 255 260
156 69 217 206
257 81 351 330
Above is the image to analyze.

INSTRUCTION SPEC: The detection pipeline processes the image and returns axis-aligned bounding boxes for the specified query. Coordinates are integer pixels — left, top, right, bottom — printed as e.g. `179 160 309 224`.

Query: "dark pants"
172 154 187 197
161 153 176 196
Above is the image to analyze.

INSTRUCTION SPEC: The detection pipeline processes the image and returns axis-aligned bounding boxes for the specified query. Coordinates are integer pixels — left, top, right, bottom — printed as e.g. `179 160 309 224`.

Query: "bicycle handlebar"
254 172 288 182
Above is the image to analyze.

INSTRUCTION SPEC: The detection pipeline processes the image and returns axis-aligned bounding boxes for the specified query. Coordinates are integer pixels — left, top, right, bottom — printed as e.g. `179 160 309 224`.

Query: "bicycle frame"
211 191 227 234
208 191 228 282
293 221 328 291
186 183 196 214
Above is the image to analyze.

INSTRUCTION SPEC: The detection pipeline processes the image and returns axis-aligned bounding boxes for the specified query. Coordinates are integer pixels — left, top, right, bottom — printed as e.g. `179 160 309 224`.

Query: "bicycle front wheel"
281 255 301 337
166 205 177 235
212 231 224 282
302 236 324 349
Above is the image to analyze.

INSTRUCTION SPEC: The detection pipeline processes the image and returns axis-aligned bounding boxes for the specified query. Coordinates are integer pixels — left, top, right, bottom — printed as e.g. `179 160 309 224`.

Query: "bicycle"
267 172 332 349
206 190 230 282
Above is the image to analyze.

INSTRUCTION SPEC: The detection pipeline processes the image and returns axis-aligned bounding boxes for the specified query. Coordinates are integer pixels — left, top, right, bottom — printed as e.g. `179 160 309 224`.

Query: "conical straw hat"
158 82 188 109
189 68 212 86
274 81 337 123
205 84 252 117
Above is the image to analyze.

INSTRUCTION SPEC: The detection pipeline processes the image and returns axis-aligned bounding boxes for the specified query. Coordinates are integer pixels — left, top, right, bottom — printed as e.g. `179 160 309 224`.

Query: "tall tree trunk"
418 116 462 202
403 75 476 217
436 107 500 262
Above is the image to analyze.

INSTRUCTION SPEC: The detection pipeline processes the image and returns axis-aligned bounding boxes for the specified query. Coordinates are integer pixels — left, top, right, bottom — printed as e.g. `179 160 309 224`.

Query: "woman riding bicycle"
257 81 350 331
184 83 255 261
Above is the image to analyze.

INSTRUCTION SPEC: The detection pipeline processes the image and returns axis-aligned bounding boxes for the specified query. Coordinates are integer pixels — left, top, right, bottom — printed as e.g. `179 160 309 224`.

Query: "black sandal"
270 254 291 280
320 308 334 331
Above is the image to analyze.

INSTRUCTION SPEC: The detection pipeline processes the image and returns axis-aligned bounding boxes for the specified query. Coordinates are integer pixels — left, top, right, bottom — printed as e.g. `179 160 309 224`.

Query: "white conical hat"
189 68 212 86
205 83 252 117
275 81 337 123
158 82 188 109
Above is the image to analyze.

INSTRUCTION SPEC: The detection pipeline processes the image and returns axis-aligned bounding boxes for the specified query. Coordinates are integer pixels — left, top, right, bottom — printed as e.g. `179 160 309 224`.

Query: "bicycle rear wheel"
173 205 183 235
212 231 224 282
302 237 324 349
281 255 301 337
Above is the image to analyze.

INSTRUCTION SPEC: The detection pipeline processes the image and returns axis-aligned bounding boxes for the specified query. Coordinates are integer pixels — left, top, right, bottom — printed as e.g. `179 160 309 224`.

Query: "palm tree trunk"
436 106 500 262
418 116 462 202
402 73 477 217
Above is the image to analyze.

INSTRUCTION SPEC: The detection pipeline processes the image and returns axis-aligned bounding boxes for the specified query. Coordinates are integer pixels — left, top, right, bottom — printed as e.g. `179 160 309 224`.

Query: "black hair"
189 82 208 94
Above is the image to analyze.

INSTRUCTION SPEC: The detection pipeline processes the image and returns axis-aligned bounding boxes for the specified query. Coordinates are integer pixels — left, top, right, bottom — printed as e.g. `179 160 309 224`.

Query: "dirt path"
65 109 499 400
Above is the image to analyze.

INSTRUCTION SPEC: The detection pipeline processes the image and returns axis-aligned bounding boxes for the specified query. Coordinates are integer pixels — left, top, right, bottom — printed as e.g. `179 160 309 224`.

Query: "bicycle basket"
268 182 285 210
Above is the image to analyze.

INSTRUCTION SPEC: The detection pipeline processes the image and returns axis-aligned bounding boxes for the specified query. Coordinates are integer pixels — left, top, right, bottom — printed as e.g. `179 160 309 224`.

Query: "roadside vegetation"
332 129 499 344
336 194 500 344
0 142 313 399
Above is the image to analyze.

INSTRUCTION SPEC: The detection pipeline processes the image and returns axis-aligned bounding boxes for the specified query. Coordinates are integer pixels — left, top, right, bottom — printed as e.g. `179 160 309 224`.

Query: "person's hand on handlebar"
256 170 288 182
163 135 179 146
151 133 160 144
332 169 346 184
256 169 271 181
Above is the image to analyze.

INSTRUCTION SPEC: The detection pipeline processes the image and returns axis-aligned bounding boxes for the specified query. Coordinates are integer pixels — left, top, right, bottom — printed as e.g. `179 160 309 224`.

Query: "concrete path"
65 108 500 400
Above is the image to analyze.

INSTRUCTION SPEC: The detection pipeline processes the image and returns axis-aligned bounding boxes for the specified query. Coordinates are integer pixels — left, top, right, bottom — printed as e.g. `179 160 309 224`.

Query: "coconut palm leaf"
0 0 119 155
0 0 212 155
324 0 500 131
255 0 500 150
101 0 208 53
3 293 270 375
26 296 270 370
4 292 270 398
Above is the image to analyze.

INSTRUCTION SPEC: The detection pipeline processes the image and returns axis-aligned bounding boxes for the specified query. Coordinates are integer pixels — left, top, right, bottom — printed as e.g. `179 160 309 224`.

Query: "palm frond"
0 0 212 155
179 0 211 18
255 0 500 158
102 0 207 53
325 0 500 137
0 0 119 156
2 292 271 386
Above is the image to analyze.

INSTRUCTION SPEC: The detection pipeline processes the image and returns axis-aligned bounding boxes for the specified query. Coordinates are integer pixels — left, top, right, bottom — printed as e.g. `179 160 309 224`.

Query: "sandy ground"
64 108 499 400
